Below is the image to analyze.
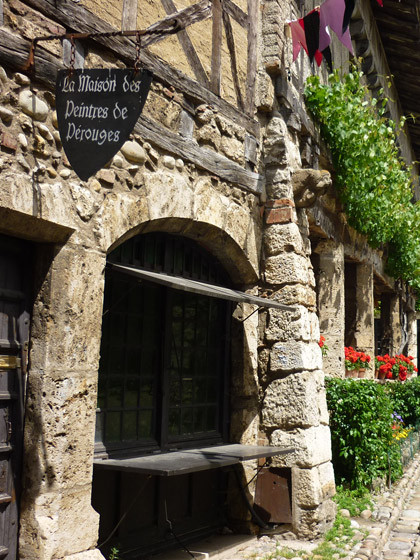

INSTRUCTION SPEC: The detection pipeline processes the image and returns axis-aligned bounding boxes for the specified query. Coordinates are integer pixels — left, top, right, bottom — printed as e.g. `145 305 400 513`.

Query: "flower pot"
345 369 357 378
377 370 386 380
358 368 366 378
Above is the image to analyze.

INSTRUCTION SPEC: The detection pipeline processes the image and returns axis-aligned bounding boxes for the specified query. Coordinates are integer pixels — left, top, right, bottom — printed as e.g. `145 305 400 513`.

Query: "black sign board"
56 68 153 181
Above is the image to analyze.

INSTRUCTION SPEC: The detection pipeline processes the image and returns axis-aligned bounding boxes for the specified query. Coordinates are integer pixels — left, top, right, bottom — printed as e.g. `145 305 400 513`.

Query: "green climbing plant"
305 67 420 293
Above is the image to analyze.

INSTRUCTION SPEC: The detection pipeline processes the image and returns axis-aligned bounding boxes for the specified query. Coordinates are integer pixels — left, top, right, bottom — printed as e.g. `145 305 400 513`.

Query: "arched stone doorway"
92 231 236 557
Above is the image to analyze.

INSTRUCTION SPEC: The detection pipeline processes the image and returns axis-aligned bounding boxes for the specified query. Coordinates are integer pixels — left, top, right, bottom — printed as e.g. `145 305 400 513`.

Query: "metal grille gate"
0 236 31 559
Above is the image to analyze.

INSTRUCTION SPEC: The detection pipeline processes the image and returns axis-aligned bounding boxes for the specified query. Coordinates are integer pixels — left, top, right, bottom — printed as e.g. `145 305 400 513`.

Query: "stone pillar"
390 294 401 355
260 111 336 539
347 263 375 370
313 240 345 378
407 311 418 369
19 243 106 560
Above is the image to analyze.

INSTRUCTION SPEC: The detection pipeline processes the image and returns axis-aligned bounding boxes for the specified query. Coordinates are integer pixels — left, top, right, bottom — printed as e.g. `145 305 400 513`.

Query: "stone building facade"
0 0 417 559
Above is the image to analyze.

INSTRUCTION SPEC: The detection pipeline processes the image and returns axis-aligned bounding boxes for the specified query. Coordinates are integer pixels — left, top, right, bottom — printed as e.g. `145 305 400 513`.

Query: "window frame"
95 233 232 458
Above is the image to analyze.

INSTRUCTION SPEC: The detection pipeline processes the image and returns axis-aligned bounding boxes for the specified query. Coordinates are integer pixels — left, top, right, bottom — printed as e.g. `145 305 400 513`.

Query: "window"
95 233 231 456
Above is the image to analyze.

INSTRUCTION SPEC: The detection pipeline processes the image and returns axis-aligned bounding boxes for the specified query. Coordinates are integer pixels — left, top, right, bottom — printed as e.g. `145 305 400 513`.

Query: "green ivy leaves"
305 69 420 291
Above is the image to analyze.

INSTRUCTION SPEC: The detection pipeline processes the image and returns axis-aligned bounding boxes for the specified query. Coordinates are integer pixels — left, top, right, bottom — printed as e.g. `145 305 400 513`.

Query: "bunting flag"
289 19 308 61
320 0 354 54
288 0 383 67
303 10 323 65
342 0 355 33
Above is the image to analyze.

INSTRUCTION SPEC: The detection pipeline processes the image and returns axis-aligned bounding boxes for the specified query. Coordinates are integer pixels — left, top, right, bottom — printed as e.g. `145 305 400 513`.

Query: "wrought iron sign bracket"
22 20 181 75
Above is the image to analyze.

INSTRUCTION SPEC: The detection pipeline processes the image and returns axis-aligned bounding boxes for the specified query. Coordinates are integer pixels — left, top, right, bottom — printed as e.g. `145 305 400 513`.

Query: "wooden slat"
211 0 222 95
223 0 247 27
122 0 138 31
18 1 259 135
161 0 210 88
94 444 294 476
246 0 257 114
135 116 262 193
222 8 244 110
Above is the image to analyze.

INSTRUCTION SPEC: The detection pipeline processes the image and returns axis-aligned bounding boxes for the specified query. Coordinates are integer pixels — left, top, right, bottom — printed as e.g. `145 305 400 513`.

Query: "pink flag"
319 0 354 54
289 19 308 62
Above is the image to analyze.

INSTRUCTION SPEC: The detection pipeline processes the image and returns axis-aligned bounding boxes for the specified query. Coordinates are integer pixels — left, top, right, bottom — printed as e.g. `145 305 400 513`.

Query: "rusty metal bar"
23 20 180 73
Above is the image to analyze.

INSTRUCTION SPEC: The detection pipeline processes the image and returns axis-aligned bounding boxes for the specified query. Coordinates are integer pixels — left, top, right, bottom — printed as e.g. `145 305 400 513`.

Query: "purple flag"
319 0 354 54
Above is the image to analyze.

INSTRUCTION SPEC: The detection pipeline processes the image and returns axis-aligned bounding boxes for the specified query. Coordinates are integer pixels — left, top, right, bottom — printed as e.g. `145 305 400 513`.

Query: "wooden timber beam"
122 0 138 30
222 8 244 111
211 0 222 96
161 0 210 88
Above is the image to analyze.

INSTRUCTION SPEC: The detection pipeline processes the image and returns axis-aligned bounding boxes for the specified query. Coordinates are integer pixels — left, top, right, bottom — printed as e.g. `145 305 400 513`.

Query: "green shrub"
326 379 402 489
385 377 420 428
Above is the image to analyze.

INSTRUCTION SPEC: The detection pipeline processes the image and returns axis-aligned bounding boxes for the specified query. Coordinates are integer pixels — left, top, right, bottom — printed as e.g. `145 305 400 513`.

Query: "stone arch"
93 171 261 284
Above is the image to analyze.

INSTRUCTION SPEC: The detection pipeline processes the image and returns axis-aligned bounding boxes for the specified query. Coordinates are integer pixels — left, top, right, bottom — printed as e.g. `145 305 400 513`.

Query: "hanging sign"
55 68 153 181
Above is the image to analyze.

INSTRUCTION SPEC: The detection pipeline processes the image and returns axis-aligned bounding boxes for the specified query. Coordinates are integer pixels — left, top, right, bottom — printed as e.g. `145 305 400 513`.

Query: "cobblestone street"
200 452 420 560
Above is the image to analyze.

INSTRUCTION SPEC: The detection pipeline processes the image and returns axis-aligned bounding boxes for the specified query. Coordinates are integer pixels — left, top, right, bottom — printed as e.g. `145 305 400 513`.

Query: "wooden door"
0 236 31 560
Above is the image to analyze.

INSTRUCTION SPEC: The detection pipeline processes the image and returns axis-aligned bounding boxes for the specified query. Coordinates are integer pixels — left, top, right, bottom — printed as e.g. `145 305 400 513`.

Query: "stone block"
193 177 229 231
220 135 244 164
230 408 259 445
270 425 333 468
293 498 336 539
231 305 259 398
243 216 261 273
262 370 327 429
271 284 317 308
256 69 275 112
293 462 336 508
224 202 251 251
264 253 314 286
29 247 106 371
22 369 98 492
63 551 105 560
144 169 194 221
266 305 319 343
19 488 99 560
94 191 150 252
264 222 305 256
270 341 322 373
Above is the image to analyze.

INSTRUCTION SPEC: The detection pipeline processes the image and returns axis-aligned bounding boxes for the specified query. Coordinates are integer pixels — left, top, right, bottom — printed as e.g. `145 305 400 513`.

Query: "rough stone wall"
313 240 345 378
0 42 262 560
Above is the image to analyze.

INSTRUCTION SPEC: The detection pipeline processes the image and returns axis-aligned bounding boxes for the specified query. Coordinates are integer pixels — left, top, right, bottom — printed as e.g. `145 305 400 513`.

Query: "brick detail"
1 131 17 152
265 198 295 208
266 207 294 224
265 198 295 224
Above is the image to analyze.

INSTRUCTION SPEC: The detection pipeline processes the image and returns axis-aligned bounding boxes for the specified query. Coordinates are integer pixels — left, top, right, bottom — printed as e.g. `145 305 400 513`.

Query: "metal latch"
0 356 20 370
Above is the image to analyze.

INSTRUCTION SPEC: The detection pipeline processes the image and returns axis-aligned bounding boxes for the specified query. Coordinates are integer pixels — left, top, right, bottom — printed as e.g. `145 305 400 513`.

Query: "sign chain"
70 35 76 76
134 31 141 73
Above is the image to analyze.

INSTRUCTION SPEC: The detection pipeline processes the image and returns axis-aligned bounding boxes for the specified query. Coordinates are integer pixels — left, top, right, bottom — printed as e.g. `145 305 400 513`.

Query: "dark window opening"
93 233 232 557
95 233 231 456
